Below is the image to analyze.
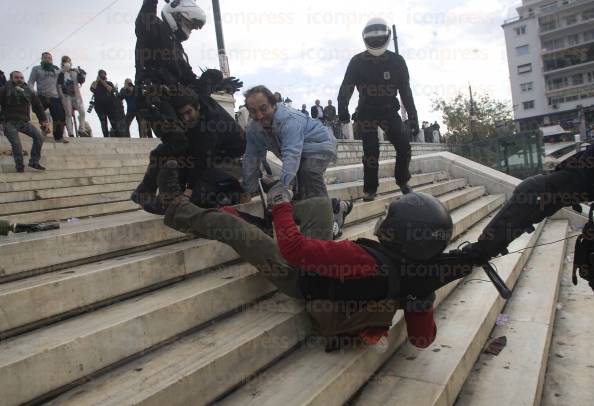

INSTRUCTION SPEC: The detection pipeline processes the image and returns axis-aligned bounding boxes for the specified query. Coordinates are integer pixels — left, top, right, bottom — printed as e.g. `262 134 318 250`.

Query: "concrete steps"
349 222 545 406
0 165 146 184
541 231 594 405
0 179 470 338
217 201 506 406
0 154 149 172
31 191 496 406
0 171 448 280
0 137 582 406
455 220 569 406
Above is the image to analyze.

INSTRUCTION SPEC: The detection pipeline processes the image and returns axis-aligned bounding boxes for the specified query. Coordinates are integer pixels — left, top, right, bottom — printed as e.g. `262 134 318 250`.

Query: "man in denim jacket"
242 85 353 240
242 85 337 201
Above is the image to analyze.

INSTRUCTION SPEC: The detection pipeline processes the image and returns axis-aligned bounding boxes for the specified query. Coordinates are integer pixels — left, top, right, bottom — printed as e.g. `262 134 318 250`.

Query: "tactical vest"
299 238 403 338
298 238 402 301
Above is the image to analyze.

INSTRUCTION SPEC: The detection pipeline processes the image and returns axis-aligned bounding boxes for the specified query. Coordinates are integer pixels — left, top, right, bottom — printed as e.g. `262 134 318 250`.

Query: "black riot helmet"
363 17 392 56
375 192 453 261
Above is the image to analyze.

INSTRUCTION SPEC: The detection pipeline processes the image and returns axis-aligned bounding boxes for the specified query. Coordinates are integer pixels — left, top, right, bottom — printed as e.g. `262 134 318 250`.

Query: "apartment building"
503 0 594 130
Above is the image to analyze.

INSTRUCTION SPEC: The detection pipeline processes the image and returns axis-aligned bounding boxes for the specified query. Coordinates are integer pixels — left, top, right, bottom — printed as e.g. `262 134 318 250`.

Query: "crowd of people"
3 0 592 356
0 52 156 172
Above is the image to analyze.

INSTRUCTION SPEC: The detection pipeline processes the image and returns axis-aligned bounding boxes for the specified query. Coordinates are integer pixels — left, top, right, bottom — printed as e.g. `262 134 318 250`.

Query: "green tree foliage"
432 92 513 144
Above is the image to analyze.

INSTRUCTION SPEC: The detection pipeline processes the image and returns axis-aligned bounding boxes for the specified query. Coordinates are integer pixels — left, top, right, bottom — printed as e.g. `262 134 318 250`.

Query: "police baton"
482 262 512 299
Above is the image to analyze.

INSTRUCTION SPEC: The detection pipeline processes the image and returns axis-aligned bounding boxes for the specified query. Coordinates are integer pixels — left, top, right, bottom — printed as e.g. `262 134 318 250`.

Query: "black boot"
154 160 182 214
131 162 159 206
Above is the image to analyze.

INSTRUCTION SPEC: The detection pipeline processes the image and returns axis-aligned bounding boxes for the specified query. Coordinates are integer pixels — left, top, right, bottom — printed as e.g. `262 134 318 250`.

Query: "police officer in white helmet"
132 0 243 210
338 17 419 201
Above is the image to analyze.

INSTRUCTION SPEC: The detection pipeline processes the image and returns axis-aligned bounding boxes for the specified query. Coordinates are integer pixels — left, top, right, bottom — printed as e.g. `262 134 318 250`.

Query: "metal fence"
451 132 543 179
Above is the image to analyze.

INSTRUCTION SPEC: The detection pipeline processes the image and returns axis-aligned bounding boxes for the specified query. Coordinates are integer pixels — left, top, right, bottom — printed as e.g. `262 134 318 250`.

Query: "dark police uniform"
338 50 419 193
468 145 594 291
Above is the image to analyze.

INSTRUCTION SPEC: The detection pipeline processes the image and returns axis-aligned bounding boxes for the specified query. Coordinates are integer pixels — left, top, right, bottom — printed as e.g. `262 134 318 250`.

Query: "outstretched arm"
272 202 378 279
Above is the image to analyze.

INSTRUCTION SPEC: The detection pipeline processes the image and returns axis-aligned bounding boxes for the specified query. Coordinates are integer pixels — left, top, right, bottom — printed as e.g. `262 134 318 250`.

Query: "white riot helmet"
162 0 207 42
363 17 392 56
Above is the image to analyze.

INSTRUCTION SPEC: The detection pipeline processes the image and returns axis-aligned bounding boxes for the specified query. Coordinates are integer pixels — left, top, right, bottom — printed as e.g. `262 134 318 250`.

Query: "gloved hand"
218 77 243 94
407 119 420 135
461 241 493 264
339 112 351 124
267 182 293 207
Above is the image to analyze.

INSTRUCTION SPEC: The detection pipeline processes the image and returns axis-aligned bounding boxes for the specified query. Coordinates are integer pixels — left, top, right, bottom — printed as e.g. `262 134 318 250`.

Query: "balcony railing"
538 0 594 18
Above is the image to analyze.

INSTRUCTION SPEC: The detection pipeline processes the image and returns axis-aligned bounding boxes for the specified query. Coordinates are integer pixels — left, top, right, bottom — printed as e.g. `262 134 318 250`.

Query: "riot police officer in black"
338 18 419 201
464 145 594 292
132 0 242 210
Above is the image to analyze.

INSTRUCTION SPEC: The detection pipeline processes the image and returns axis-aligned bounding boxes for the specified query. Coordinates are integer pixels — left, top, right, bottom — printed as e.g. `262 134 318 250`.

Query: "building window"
572 73 584 85
515 26 527 36
583 9 594 21
523 100 535 110
587 71 594 82
540 15 558 32
548 77 569 90
584 29 594 42
520 82 534 92
516 45 530 56
567 33 579 46
518 63 533 74
565 14 578 26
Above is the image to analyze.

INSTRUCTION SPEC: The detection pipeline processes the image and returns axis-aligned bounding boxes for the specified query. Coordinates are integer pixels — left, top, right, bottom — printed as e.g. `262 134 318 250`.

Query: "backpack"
76 67 87 85
58 72 76 97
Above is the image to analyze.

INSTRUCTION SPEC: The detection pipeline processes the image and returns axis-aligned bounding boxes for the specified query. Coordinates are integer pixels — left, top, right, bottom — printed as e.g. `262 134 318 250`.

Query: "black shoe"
333 199 354 239
155 160 182 214
363 192 376 202
28 163 46 171
16 167 25 173
400 184 413 195
131 182 157 206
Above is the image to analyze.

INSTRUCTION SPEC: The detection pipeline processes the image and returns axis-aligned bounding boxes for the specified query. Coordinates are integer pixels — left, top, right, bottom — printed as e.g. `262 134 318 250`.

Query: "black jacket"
338 50 417 122
311 105 324 120
181 95 246 184
135 0 197 87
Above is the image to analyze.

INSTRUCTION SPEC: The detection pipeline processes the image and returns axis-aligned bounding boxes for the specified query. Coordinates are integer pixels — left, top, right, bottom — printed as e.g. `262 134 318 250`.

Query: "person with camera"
338 18 419 201
57 56 88 138
119 78 152 138
28 52 68 143
0 71 50 172
90 70 127 137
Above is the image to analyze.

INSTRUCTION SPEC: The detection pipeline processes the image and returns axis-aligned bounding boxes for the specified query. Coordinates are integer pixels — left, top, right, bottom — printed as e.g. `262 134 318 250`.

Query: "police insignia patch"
384 71 391 80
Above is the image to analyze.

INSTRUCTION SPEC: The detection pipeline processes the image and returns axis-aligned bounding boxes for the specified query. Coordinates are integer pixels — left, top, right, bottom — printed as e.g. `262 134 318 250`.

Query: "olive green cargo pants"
164 196 334 299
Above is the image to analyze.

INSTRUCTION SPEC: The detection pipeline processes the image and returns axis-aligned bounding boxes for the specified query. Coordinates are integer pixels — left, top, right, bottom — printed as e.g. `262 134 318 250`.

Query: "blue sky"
0 0 521 136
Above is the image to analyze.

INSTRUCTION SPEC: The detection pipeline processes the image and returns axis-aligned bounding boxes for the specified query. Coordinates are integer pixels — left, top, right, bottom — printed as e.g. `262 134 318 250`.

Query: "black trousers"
137 131 189 194
357 111 411 193
96 102 128 137
39 96 66 140
477 148 594 257
185 167 243 208
125 110 153 138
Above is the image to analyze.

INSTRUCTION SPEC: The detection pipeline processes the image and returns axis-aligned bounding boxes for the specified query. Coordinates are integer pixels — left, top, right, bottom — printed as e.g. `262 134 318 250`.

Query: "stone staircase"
0 137 592 406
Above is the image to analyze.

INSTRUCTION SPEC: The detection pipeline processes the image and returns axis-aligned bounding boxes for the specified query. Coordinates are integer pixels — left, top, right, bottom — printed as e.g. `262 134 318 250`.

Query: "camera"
87 96 96 114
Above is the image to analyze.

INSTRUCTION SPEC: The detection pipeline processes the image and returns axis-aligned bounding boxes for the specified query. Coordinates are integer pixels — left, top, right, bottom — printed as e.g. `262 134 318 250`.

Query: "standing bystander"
28 52 68 143
0 71 50 172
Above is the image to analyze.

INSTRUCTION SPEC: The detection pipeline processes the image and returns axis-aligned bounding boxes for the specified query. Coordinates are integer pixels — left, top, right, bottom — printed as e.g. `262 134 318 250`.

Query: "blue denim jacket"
242 104 337 192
